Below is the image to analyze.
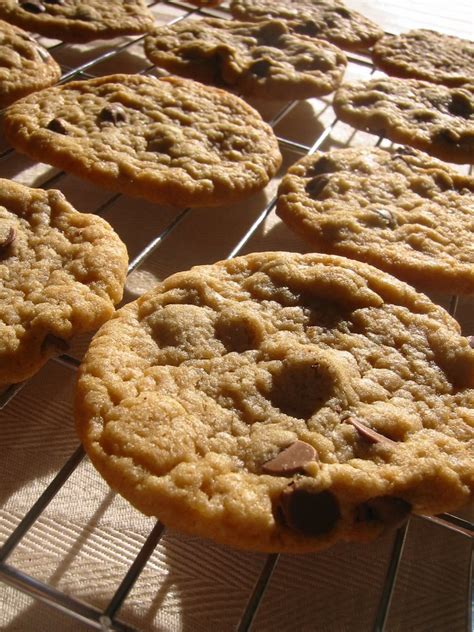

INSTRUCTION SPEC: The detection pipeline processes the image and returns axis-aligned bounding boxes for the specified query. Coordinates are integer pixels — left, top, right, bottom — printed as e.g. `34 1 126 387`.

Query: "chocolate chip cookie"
0 0 154 43
372 29 474 87
230 0 383 52
2 73 282 207
75 252 474 553
144 18 347 100
333 78 474 164
0 19 61 108
276 146 474 293
0 178 128 386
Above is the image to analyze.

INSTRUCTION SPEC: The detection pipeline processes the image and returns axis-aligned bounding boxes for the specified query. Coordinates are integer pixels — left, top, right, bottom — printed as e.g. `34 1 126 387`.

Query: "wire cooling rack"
0 1 473 630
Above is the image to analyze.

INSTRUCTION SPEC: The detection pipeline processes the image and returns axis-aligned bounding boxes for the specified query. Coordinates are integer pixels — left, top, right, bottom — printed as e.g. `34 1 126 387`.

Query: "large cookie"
144 18 347 100
230 0 383 52
0 19 61 108
0 178 128 386
333 78 474 164
75 252 474 553
2 74 282 207
372 29 474 87
0 0 154 43
276 147 474 294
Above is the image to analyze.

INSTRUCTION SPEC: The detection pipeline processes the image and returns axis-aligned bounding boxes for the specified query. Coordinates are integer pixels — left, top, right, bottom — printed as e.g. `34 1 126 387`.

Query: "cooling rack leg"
372 523 409 632
237 553 279 632
0 445 85 563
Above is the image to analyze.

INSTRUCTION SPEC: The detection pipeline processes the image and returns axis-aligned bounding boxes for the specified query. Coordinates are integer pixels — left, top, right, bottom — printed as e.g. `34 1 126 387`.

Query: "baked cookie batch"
1 0 473 553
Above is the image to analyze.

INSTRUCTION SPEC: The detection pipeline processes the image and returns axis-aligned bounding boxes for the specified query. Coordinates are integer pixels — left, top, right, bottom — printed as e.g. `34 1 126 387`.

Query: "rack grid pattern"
0 2 473 630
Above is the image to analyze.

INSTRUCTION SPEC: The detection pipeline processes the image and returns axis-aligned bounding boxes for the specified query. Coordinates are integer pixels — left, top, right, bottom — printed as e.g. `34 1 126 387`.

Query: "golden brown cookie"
144 18 347 100
0 0 154 43
276 146 474 293
75 252 474 553
230 0 383 52
0 19 61 108
372 29 474 87
0 178 128 386
333 78 474 164
2 74 282 207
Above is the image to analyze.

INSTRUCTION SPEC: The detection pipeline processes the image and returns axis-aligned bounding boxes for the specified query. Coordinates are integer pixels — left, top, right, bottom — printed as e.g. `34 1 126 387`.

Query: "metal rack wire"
0 1 472 630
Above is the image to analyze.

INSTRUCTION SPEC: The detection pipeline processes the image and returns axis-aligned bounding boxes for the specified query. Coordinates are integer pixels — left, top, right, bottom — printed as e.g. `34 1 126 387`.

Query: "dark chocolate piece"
279 485 340 535
0 227 16 251
305 175 329 197
20 0 45 13
98 104 127 125
356 496 411 528
248 59 271 77
47 118 68 134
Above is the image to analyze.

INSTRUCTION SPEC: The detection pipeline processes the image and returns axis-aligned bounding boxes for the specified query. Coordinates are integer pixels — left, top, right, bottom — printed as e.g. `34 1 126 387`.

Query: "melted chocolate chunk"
448 92 473 118
305 175 329 197
434 128 459 144
295 20 320 37
248 59 271 78
98 105 127 125
147 137 173 153
47 118 67 134
356 496 411 528
332 6 352 18
344 416 395 445
20 0 45 13
0 227 16 251
371 208 397 229
279 486 340 535
262 441 317 475
36 45 51 62
41 334 70 356
393 146 417 158
432 171 454 191
306 156 336 177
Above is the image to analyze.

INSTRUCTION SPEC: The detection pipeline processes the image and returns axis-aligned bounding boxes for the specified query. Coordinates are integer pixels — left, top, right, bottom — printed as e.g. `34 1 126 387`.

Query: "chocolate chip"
332 6 352 18
248 59 271 78
306 155 336 177
262 441 317 475
448 92 473 118
41 334 70 356
356 496 411 529
98 105 127 125
44 0 65 4
295 20 320 37
305 175 329 197
257 20 287 45
0 227 16 251
20 0 45 13
36 45 51 62
468 335 474 349
434 128 459 144
393 146 417 158
432 171 453 191
279 485 340 535
147 137 173 153
344 416 395 445
46 118 67 134
372 208 397 229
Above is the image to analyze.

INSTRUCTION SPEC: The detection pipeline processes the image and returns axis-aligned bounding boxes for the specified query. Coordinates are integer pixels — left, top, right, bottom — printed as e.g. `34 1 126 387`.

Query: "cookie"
276 146 474 294
0 178 128 386
75 252 474 553
372 29 474 87
333 78 474 164
230 0 383 52
0 19 61 108
2 74 282 207
144 18 347 100
0 0 154 44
